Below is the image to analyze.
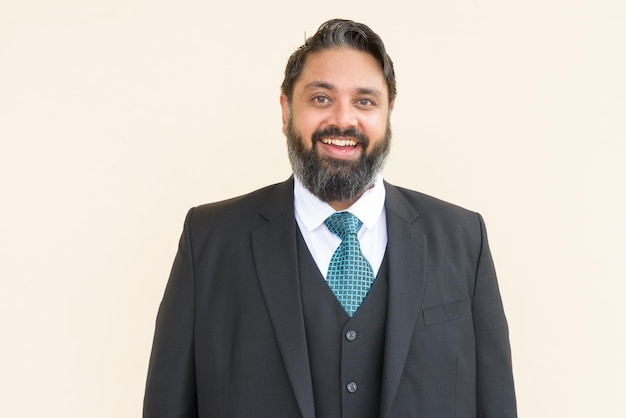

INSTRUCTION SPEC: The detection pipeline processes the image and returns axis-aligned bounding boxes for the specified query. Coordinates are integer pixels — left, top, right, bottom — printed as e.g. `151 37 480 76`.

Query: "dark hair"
281 19 397 105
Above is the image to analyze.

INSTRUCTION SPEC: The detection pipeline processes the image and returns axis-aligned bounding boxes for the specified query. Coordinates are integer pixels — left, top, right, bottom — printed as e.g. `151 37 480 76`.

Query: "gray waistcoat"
297 230 388 418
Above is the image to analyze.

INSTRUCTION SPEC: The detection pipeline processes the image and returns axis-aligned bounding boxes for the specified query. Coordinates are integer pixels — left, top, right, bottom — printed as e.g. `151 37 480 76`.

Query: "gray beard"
286 119 391 203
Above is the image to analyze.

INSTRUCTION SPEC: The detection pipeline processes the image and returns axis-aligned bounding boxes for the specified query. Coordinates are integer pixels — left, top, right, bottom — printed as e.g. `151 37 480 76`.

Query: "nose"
328 100 357 129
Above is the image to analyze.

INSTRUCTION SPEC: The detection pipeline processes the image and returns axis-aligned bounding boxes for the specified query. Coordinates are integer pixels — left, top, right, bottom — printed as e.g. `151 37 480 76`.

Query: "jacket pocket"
423 299 472 326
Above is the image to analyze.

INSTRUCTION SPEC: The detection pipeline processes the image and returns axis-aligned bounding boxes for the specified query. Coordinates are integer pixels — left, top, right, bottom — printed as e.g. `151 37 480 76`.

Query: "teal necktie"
325 212 375 317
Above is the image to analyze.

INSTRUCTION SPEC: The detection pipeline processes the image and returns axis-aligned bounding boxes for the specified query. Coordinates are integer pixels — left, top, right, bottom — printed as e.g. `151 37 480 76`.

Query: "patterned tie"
325 212 375 317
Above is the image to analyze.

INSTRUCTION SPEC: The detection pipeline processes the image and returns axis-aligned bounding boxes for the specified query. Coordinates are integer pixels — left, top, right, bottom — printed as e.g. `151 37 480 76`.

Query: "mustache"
311 127 369 148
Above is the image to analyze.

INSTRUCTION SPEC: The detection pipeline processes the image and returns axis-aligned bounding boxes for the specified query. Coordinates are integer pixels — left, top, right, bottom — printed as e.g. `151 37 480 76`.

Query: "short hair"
281 19 397 105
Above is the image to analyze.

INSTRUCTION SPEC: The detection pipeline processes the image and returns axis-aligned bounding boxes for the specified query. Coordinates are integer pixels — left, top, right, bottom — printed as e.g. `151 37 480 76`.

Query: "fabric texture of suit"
144 178 516 417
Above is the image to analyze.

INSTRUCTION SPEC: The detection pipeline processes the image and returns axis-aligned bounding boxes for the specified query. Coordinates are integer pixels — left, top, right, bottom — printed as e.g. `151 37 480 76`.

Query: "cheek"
293 112 324 137
298 110 325 128
364 115 387 136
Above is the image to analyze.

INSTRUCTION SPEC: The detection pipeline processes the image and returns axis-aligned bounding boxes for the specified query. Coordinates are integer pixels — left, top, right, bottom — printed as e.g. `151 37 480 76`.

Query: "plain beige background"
1 1 625 416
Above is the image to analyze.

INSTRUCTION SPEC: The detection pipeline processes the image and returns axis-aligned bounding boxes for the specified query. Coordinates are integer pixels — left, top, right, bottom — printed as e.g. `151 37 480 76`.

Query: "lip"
317 137 363 160
320 137 358 147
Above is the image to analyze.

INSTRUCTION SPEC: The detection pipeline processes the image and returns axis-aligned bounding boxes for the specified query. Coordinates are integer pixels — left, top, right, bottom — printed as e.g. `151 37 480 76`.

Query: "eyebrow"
303 81 334 91
303 81 383 98
355 87 383 98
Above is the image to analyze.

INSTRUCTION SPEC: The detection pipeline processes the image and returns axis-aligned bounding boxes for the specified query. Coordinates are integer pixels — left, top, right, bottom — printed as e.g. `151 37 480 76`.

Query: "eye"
356 98 374 106
313 95 330 104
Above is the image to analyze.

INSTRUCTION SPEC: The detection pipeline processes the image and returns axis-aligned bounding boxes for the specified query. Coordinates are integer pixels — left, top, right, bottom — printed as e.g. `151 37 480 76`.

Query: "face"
281 48 394 205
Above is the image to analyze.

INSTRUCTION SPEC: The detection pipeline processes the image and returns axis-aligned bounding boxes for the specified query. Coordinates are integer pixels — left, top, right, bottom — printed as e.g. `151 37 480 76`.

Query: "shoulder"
385 182 485 239
183 178 294 234
195 180 290 215
386 182 478 220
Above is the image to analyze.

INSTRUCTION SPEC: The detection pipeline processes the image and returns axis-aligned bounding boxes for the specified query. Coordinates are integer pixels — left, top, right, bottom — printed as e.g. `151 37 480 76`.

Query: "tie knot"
325 212 363 239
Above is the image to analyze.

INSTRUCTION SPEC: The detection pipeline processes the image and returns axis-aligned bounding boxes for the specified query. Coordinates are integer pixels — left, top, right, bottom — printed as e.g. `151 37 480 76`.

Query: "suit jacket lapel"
380 182 428 418
251 178 316 418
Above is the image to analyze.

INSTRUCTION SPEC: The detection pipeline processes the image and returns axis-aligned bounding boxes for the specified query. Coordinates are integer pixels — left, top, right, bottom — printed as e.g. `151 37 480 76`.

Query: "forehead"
296 48 387 95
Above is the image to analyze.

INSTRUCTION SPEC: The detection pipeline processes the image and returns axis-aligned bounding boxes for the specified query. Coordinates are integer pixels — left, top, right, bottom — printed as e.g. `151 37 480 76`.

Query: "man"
144 19 516 417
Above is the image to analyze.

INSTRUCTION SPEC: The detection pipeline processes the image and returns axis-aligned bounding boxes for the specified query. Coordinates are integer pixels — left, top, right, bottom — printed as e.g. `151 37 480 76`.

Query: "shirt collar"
294 173 386 232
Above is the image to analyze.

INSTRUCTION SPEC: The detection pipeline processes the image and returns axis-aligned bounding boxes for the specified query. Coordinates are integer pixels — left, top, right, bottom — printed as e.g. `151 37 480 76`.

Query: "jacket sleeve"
144 209 198 418
473 213 517 417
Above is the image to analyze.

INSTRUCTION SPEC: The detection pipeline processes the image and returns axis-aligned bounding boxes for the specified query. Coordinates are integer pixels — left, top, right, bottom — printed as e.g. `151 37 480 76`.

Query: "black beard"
286 120 391 203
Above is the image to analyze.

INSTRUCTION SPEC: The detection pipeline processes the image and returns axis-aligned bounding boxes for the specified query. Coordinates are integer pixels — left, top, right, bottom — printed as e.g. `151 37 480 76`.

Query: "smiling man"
282 46 392 210
144 19 516 418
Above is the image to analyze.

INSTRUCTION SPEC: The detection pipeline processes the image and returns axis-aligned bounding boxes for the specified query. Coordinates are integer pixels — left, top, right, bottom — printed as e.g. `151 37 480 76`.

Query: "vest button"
346 381 358 393
345 330 357 341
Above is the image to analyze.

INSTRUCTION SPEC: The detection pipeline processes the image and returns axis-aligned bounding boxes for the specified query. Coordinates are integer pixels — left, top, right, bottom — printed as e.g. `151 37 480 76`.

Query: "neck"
327 186 371 211
328 198 359 211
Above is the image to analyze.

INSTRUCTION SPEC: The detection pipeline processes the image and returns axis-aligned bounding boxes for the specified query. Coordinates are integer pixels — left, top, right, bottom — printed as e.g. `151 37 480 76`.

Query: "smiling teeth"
321 138 357 147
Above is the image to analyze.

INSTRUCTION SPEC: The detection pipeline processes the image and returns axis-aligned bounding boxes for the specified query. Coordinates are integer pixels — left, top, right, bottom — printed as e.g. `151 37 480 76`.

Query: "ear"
389 100 395 112
280 94 290 135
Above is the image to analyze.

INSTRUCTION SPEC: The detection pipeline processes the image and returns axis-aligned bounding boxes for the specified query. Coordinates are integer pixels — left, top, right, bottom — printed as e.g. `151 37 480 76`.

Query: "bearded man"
144 18 517 418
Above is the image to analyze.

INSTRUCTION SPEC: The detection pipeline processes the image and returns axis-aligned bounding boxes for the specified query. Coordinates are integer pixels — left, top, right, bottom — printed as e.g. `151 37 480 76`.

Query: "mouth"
320 137 359 147
316 136 363 161
311 128 369 161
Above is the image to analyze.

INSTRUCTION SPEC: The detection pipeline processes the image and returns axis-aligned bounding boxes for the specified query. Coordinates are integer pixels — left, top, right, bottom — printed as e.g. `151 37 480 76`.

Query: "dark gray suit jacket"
144 178 516 417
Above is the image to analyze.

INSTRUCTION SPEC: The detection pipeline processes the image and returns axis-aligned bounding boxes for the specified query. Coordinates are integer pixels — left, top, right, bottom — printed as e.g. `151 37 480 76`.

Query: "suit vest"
296 230 388 418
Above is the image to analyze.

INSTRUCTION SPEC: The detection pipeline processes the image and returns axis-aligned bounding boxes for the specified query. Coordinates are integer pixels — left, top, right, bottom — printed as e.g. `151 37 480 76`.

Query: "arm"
144 209 198 418
473 213 517 417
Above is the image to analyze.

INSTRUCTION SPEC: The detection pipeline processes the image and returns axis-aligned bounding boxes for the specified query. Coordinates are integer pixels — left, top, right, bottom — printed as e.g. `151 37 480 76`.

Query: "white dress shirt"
294 174 388 278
